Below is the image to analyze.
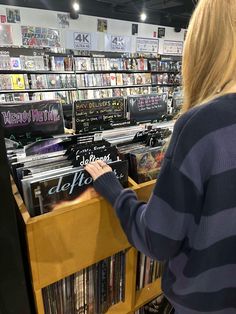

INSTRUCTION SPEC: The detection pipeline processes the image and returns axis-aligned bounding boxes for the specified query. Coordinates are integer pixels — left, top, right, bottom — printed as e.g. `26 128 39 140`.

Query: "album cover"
31 74 48 89
0 53 11 70
23 160 128 216
11 74 25 90
10 57 21 70
21 56 36 70
0 75 13 90
110 73 117 86
47 74 62 89
129 146 164 183
54 56 65 71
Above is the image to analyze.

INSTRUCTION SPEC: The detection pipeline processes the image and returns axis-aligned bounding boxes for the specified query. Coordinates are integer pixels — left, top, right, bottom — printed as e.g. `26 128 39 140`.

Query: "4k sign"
73 32 92 50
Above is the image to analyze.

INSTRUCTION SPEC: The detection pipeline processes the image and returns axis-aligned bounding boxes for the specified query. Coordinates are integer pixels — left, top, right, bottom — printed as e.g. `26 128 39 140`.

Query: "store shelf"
134 279 162 310
0 88 77 93
76 70 150 74
77 84 180 90
154 83 181 87
0 70 75 74
77 84 152 90
76 70 179 74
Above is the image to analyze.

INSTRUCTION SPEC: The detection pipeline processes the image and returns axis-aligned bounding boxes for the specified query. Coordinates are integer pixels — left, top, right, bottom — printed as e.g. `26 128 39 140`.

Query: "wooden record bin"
12 177 162 314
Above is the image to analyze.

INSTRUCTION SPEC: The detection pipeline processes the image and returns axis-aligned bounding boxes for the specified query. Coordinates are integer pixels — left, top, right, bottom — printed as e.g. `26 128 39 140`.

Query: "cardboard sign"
0 100 65 138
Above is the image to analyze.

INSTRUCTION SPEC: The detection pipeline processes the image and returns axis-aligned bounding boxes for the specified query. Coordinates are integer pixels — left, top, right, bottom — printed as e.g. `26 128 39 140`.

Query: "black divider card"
0 100 65 139
73 97 126 133
73 146 118 167
26 160 128 216
128 93 168 122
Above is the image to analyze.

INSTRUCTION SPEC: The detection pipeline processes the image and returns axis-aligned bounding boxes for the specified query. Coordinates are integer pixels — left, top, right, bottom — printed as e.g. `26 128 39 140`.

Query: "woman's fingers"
84 163 101 180
84 161 112 180
97 160 112 172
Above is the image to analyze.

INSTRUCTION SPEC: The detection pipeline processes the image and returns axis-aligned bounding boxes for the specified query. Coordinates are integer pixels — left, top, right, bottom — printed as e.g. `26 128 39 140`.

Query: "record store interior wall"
0 4 185 54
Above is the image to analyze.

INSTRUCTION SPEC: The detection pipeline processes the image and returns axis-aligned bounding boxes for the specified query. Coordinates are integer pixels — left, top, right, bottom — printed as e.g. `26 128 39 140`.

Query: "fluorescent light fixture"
140 12 147 22
73 2 80 11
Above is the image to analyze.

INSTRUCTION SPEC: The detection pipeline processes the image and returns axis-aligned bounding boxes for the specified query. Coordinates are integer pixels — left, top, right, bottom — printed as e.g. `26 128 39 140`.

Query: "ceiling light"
140 12 147 22
73 2 80 12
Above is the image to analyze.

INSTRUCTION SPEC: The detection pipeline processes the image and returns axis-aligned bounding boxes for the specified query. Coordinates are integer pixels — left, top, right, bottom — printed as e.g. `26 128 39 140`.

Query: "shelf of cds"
0 47 182 103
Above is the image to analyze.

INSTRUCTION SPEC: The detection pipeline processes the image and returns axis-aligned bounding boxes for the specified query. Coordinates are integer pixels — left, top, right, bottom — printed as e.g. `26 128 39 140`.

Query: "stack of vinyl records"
118 128 172 183
42 251 126 314
8 133 128 217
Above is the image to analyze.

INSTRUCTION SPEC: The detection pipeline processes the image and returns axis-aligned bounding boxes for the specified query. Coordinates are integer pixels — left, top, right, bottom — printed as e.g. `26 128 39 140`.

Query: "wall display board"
21 26 61 48
65 31 98 51
136 37 159 53
163 40 183 55
105 34 132 52
128 93 168 122
0 100 64 138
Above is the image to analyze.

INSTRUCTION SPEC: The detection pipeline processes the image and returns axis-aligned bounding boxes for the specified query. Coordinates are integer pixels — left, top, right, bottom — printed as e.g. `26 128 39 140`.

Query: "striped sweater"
94 93 236 313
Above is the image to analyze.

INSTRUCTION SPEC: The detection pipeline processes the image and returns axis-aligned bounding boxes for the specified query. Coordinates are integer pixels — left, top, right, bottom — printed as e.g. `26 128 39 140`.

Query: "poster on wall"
0 25 13 45
65 31 98 50
6 8 21 23
136 37 159 53
0 15 6 23
105 34 131 52
21 26 61 48
97 19 107 32
132 24 138 35
57 13 70 28
163 40 183 55
158 27 165 38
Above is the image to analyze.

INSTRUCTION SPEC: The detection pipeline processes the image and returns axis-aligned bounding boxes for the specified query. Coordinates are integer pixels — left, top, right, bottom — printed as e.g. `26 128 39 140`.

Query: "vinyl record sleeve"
23 160 128 216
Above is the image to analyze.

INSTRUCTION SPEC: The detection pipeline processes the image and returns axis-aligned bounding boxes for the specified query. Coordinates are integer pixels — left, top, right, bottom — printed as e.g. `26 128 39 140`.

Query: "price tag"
94 133 103 142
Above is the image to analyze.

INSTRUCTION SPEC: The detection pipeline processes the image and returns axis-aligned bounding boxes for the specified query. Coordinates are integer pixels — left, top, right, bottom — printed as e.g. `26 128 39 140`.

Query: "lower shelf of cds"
12 176 162 314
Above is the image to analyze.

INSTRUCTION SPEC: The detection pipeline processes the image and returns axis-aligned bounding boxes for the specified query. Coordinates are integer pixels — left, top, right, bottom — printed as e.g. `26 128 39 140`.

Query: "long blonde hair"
182 0 236 112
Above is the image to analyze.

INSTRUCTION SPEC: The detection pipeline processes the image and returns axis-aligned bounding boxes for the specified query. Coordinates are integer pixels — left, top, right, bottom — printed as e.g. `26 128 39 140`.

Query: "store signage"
74 32 92 50
105 34 131 52
0 100 64 138
65 31 98 51
163 40 183 55
136 37 159 53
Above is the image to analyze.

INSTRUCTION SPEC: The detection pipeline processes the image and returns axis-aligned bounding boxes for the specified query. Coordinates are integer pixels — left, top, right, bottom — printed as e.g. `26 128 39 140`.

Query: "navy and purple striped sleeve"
94 109 202 261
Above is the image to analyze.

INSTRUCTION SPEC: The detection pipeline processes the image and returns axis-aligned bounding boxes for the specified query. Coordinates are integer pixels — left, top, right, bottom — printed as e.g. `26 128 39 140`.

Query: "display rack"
0 47 181 103
0 88 77 94
12 175 162 314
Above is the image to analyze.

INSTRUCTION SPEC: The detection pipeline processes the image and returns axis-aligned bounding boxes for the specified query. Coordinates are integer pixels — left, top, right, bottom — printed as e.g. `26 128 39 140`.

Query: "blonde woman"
86 0 236 312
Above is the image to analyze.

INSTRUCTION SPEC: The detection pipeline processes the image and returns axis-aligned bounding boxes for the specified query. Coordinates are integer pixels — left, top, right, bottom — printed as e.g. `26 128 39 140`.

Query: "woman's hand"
84 160 112 181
